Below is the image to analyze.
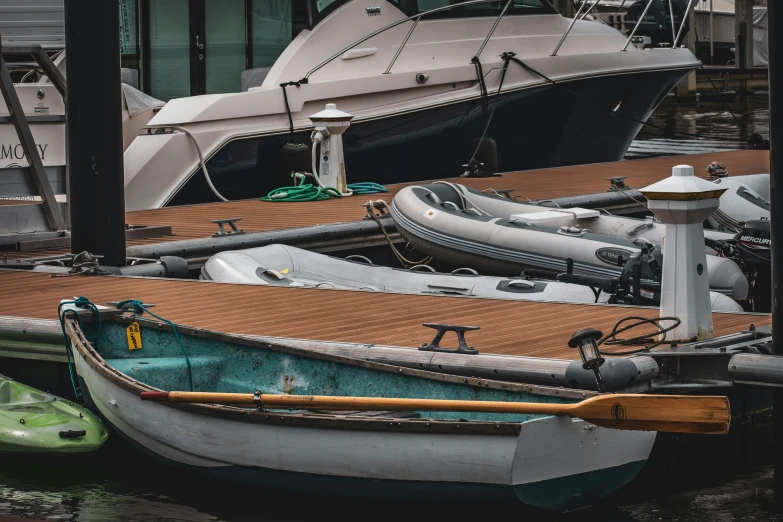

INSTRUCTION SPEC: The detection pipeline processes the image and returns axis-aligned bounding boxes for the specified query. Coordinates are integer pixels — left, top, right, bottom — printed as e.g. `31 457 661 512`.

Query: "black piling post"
770 0 783 505
64 0 126 267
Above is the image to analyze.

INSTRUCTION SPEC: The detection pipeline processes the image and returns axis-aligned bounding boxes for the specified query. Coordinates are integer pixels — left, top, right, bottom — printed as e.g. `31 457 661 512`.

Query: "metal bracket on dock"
606 176 630 192
418 323 480 355
363 200 390 220
211 218 245 238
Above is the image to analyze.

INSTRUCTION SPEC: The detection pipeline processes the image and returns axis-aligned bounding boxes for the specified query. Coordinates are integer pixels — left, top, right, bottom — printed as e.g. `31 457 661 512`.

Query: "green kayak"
0 375 108 453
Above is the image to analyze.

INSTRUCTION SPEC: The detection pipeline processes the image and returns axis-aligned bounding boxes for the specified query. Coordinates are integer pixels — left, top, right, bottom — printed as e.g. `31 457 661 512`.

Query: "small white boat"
390 182 749 300
201 244 742 311
64 312 657 511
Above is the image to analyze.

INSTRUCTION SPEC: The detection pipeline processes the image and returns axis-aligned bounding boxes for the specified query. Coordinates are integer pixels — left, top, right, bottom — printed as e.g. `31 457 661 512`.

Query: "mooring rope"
58 296 103 399
115 300 194 392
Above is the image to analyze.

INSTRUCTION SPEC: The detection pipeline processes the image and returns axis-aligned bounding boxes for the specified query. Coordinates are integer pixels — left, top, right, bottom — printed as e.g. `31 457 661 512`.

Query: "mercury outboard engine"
707 219 771 312
733 220 771 311
626 0 689 48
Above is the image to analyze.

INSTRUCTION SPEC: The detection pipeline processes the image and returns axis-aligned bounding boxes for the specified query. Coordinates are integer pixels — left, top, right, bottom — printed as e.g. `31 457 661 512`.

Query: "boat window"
251 0 293 68
315 0 344 12
408 0 557 17
311 0 351 24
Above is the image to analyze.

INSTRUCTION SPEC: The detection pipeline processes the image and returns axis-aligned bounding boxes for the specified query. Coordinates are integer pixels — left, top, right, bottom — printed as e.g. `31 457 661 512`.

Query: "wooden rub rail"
0 271 769 360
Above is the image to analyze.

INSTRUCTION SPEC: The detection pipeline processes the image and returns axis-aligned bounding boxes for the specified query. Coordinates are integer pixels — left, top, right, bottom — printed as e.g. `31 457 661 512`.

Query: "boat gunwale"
65 316 591 436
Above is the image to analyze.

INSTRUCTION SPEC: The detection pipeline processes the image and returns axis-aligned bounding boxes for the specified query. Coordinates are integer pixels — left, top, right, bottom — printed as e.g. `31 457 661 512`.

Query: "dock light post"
309 103 354 195
568 328 605 392
640 165 726 343
64 0 126 267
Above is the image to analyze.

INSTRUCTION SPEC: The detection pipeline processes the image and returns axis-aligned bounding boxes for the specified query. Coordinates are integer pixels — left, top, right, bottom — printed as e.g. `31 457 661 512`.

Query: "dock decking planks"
0 150 769 261
0 271 768 361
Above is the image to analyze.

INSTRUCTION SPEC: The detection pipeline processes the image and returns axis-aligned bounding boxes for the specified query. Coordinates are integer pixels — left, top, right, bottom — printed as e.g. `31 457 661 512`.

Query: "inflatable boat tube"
708 174 770 231
391 183 749 300
201 245 743 311
402 182 735 246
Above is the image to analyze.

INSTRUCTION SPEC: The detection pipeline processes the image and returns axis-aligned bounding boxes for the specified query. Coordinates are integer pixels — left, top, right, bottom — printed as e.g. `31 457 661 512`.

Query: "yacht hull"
169 66 691 205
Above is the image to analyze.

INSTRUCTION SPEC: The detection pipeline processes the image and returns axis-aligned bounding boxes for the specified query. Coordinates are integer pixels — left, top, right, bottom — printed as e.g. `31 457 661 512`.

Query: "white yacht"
2 0 701 211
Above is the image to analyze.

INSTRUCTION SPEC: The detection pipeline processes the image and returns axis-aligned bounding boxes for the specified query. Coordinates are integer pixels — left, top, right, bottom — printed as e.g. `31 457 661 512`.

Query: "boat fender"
118 256 188 278
564 357 651 392
160 256 189 277
467 138 498 175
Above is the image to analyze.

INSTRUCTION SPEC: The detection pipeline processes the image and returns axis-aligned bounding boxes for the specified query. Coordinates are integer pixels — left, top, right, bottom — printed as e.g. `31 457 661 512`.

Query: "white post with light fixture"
640 165 727 342
309 103 354 195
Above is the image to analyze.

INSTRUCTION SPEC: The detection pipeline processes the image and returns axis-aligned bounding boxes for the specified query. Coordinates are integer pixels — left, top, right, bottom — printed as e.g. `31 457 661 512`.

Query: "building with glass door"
117 0 303 101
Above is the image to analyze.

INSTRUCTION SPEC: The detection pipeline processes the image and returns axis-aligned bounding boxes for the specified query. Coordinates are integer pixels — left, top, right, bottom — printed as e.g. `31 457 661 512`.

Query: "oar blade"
573 394 731 435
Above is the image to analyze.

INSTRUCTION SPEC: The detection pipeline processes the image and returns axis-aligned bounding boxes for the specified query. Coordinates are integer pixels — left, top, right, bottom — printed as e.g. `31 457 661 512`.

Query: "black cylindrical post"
769 0 783 503
64 0 126 267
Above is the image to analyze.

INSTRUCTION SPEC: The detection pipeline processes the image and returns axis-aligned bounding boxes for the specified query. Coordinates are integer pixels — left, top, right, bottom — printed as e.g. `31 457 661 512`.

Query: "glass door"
204 0 247 94
147 0 191 101
143 0 302 100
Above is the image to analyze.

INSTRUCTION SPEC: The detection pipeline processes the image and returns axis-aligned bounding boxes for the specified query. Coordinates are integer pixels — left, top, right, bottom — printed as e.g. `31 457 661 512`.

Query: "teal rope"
115 300 194 392
58 296 103 399
260 176 387 202
346 182 387 195
261 183 342 202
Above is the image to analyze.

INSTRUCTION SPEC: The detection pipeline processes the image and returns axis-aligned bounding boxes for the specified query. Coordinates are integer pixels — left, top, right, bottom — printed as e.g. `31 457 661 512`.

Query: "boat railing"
672 0 696 48
620 0 695 51
304 0 684 81
305 0 513 80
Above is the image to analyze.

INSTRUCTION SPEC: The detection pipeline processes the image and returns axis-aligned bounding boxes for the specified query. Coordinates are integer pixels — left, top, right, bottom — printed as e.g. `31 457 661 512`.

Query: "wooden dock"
0 149 769 262
0 271 768 361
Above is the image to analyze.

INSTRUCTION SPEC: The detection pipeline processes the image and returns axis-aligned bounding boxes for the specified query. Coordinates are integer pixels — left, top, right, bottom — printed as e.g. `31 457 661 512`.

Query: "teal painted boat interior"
95 321 578 422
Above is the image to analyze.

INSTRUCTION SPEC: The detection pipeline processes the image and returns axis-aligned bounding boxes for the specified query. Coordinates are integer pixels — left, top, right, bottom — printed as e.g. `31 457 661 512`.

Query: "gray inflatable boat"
708 174 770 231
201 244 742 311
390 182 749 301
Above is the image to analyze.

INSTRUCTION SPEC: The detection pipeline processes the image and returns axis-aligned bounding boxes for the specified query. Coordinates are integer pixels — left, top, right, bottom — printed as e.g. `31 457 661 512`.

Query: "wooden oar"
140 391 730 435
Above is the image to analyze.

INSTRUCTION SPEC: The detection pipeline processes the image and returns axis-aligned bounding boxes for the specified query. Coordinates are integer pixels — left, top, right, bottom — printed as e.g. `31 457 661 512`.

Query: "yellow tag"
280 268 290 274
126 322 142 351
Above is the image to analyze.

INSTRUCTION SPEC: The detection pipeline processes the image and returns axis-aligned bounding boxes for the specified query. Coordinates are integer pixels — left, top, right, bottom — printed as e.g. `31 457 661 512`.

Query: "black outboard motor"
626 0 689 48
555 245 663 306
734 220 771 312
613 246 663 306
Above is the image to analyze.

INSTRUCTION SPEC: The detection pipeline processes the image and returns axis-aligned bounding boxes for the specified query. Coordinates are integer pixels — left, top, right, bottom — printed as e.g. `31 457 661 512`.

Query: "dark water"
2 434 782 522
626 92 770 161
0 93 775 522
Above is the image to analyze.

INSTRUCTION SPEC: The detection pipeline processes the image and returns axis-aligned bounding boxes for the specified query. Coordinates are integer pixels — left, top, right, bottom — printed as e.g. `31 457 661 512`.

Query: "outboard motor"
557 246 662 306
734 220 771 311
556 245 740 312
626 0 689 48
707 219 771 312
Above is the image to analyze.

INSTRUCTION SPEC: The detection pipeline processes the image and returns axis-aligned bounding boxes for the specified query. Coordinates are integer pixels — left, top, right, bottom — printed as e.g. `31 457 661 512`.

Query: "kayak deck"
0 376 108 453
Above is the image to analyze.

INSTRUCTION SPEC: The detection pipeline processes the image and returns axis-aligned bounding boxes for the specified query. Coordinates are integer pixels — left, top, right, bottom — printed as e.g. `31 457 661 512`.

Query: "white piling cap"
309 103 354 123
640 164 726 201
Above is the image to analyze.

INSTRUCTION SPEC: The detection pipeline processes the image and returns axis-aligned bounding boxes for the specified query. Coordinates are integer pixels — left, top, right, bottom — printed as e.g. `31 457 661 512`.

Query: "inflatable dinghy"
391 183 749 300
708 174 770 231
201 244 742 311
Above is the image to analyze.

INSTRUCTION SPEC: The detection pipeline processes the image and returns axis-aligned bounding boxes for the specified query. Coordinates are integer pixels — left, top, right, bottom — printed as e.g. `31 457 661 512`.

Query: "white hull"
201 244 742 311
67 320 656 510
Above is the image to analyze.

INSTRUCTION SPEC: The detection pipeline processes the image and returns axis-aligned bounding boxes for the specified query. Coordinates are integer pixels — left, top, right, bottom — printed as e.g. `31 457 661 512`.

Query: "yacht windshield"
400 0 557 17
309 0 555 28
